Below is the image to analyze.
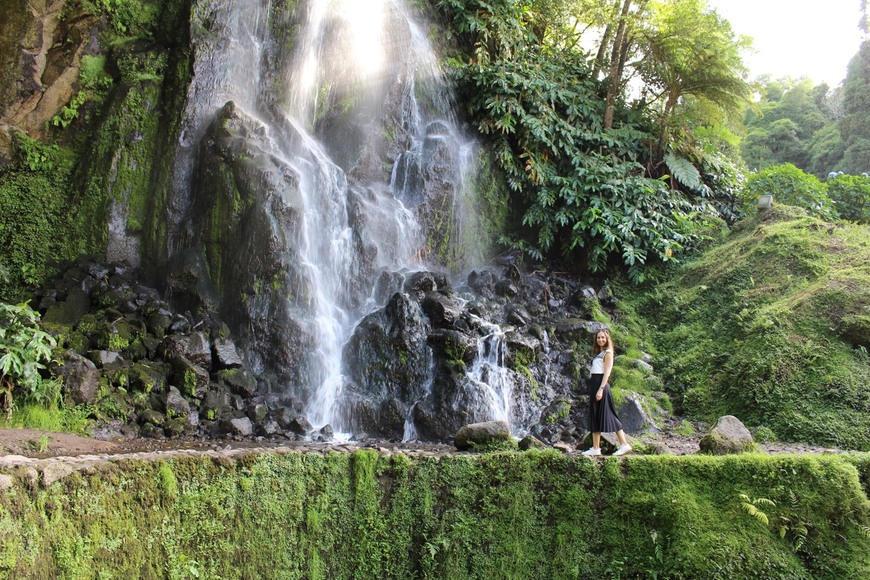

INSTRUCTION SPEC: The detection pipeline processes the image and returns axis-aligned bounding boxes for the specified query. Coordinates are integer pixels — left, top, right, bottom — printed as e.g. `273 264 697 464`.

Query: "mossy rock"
455 420 512 451
699 416 756 455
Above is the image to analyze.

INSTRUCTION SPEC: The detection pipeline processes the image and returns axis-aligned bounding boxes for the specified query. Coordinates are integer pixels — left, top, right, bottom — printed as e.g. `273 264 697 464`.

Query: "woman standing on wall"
581 329 632 456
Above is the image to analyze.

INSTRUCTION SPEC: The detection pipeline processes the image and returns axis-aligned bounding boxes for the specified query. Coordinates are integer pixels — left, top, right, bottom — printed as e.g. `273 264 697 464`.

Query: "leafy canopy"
437 0 733 281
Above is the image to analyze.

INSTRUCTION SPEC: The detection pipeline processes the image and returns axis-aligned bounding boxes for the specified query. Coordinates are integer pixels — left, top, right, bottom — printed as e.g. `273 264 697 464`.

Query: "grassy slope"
0 450 868 579
633 205 870 449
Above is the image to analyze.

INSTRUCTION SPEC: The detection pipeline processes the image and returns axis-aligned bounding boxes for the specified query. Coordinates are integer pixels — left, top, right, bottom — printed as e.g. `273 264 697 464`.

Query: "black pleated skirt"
587 374 623 433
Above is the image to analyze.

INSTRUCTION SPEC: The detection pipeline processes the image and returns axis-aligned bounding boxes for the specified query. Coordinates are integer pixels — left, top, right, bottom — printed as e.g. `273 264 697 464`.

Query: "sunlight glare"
338 0 387 79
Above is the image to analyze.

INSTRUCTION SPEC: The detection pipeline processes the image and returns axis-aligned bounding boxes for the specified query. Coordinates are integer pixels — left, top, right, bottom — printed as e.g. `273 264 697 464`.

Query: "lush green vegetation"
0 0 191 301
0 302 58 415
0 450 868 578
628 205 870 449
739 39 870 178
434 0 749 281
740 163 835 219
0 137 79 301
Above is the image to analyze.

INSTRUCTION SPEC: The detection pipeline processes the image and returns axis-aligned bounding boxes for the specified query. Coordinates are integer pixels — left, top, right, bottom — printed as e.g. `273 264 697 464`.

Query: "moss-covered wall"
1 450 868 579
0 0 192 301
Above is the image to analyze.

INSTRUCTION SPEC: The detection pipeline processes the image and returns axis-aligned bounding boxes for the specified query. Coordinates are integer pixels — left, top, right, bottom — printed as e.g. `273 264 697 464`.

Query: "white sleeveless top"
591 349 610 374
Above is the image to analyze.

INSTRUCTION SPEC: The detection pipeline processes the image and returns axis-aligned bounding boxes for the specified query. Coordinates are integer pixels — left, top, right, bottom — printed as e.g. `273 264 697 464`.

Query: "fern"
738 493 773 526
664 153 702 192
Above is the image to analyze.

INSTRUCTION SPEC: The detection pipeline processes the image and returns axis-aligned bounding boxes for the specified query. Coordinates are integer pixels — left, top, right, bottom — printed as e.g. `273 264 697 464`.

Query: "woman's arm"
597 350 614 401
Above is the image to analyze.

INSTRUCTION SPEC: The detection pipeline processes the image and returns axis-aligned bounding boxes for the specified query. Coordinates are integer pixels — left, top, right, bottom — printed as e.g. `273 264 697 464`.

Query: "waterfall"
465 322 513 424
175 0 512 439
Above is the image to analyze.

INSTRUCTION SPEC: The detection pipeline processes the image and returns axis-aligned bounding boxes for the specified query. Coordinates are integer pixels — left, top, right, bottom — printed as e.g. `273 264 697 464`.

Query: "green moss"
674 420 696 436
633 206 870 450
0 140 77 301
0 452 867 578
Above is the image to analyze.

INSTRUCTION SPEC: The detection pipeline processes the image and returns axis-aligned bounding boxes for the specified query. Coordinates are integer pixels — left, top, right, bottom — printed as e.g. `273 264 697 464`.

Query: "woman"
581 329 632 456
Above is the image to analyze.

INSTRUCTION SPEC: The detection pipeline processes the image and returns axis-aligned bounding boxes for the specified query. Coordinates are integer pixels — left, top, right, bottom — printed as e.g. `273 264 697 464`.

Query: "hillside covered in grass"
630 205 870 450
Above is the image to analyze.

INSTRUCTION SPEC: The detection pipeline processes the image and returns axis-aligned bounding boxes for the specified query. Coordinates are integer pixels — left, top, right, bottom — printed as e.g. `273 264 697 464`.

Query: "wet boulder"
467 269 496 294
129 361 168 394
214 368 258 398
170 355 209 399
224 417 254 437
421 291 462 328
274 410 312 436
162 332 212 370
402 270 449 300
342 292 432 438
164 386 191 418
212 337 244 369
56 351 100 404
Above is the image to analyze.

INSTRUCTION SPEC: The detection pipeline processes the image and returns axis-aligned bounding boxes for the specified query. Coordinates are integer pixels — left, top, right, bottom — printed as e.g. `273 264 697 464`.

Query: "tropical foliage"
740 39 870 179
436 0 749 280
828 173 870 223
0 301 59 417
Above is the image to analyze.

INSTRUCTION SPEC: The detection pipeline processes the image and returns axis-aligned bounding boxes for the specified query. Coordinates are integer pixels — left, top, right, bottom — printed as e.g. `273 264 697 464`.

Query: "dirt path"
0 429 119 457
0 427 850 461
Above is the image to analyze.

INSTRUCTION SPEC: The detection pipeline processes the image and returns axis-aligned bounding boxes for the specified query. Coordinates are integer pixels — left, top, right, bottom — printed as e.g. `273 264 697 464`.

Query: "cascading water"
174 0 517 440
465 322 513 424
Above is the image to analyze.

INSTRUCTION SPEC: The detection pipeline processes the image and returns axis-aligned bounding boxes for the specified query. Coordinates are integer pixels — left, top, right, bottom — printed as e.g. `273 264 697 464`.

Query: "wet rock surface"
27 258 857 459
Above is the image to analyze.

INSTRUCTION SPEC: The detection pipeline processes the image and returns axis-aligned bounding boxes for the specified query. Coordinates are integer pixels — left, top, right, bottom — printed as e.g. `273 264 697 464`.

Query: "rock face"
7 0 663 446
0 0 100 161
699 415 755 455
342 292 432 438
34 259 311 441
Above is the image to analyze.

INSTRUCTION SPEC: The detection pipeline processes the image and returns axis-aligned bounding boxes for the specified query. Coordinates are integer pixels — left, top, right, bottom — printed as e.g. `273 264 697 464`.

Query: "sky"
708 0 866 87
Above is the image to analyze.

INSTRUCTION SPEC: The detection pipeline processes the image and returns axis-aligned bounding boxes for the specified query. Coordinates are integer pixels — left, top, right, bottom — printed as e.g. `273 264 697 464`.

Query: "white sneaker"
613 444 632 457
581 447 602 456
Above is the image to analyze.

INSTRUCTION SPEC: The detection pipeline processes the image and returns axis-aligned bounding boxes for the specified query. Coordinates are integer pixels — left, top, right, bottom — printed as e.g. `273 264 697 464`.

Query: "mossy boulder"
454 420 512 451
699 415 755 455
56 350 100 404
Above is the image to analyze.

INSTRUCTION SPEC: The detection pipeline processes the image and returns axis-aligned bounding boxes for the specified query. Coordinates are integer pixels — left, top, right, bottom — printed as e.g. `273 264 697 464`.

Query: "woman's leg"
616 430 628 446
592 432 601 449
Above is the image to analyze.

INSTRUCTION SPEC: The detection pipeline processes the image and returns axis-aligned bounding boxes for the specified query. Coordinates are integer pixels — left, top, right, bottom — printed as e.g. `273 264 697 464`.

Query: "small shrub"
674 420 696 436
827 174 870 223
741 164 835 219
0 302 59 416
752 426 777 443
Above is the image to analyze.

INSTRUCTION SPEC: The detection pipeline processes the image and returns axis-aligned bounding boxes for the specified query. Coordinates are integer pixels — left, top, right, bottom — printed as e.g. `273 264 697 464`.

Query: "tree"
436 0 720 281
603 0 643 129
637 0 751 152
806 123 846 176
839 40 870 173
740 78 839 175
